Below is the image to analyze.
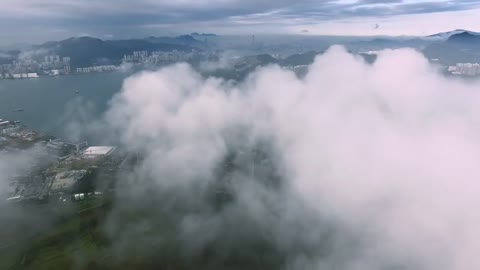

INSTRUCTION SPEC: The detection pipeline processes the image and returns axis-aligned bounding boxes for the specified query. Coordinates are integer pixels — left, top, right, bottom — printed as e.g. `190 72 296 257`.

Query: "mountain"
33 36 201 68
233 54 279 70
279 50 376 66
423 31 480 65
205 50 380 81
344 37 432 54
191 33 217 37
358 53 378 64
281 51 320 66
446 32 480 47
144 35 203 46
427 29 480 40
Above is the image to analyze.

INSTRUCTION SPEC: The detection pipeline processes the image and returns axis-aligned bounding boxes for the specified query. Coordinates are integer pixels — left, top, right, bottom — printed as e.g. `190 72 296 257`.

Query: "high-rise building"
64 64 71 74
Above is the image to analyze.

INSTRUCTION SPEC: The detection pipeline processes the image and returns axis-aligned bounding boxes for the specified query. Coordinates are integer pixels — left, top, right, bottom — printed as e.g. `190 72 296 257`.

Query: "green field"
0 199 110 270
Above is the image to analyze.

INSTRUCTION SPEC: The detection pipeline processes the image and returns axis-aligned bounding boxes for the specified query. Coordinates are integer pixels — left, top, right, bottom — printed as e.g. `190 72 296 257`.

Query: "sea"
0 71 135 143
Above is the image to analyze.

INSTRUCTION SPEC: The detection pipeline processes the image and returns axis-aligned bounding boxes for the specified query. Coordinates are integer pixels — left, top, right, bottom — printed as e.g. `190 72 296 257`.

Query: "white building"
82 146 116 158
27 73 39 78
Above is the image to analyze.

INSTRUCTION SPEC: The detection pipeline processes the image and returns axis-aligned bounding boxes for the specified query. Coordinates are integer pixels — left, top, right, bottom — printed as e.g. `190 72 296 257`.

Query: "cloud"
0 144 53 205
5 0 479 18
0 147 42 198
0 52 14 58
29 1 480 23
97 47 480 269
0 145 58 252
17 47 52 60
1 0 480 44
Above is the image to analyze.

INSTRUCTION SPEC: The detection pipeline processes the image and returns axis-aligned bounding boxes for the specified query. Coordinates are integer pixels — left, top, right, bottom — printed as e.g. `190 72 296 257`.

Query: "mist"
93 46 480 269
3 45 479 269
0 145 58 261
0 145 49 199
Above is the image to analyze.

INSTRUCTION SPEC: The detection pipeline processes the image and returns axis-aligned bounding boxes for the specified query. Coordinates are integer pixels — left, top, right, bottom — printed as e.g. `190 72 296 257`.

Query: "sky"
1 0 480 45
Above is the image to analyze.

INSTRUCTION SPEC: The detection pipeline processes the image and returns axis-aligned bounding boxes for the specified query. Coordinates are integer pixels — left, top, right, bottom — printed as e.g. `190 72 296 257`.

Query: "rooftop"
50 170 88 192
83 146 115 157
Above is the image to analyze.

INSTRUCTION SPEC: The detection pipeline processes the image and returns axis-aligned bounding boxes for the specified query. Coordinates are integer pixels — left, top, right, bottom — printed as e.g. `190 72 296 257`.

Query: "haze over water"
0 72 131 141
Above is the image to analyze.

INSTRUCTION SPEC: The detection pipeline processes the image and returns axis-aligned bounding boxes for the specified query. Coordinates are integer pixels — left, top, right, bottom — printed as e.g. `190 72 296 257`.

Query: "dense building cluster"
122 49 219 65
0 55 71 79
448 63 480 76
0 52 120 78
122 50 197 64
0 47 223 79
0 118 122 204
75 65 117 73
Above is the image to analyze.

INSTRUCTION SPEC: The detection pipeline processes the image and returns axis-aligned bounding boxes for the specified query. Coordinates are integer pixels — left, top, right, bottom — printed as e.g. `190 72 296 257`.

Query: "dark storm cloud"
1 0 480 43
349 1 480 17
4 0 480 26
271 0 480 20
357 0 403 3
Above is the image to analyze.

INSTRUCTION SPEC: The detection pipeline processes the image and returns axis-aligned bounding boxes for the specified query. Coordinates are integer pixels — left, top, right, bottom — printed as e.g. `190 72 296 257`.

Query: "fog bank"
97 46 480 269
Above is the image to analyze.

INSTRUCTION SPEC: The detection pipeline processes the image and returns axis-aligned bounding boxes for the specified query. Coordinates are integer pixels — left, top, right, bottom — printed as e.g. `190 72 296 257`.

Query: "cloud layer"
99 47 480 269
2 0 480 44
5 0 480 18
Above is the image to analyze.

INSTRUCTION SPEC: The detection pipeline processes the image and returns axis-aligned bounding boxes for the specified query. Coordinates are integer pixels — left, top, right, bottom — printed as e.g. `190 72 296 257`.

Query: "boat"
12 109 24 112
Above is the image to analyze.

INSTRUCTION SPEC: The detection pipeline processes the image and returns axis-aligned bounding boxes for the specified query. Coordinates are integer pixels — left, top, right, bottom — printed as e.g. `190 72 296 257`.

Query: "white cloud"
0 145 49 199
102 47 480 269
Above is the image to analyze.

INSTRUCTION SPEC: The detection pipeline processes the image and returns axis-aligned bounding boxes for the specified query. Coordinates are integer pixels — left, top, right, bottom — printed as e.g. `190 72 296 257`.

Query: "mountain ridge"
423 31 480 65
31 35 203 68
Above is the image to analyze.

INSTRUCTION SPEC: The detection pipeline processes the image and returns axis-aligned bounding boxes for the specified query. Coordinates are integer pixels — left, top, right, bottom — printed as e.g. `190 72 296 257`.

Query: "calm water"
0 72 133 141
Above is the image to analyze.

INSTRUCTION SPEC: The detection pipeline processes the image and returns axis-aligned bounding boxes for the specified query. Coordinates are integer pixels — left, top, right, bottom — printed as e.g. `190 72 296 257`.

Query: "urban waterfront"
0 71 133 141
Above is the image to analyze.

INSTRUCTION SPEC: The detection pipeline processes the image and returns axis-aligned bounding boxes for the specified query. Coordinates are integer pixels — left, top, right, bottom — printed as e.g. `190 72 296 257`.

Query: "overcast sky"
1 0 480 45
